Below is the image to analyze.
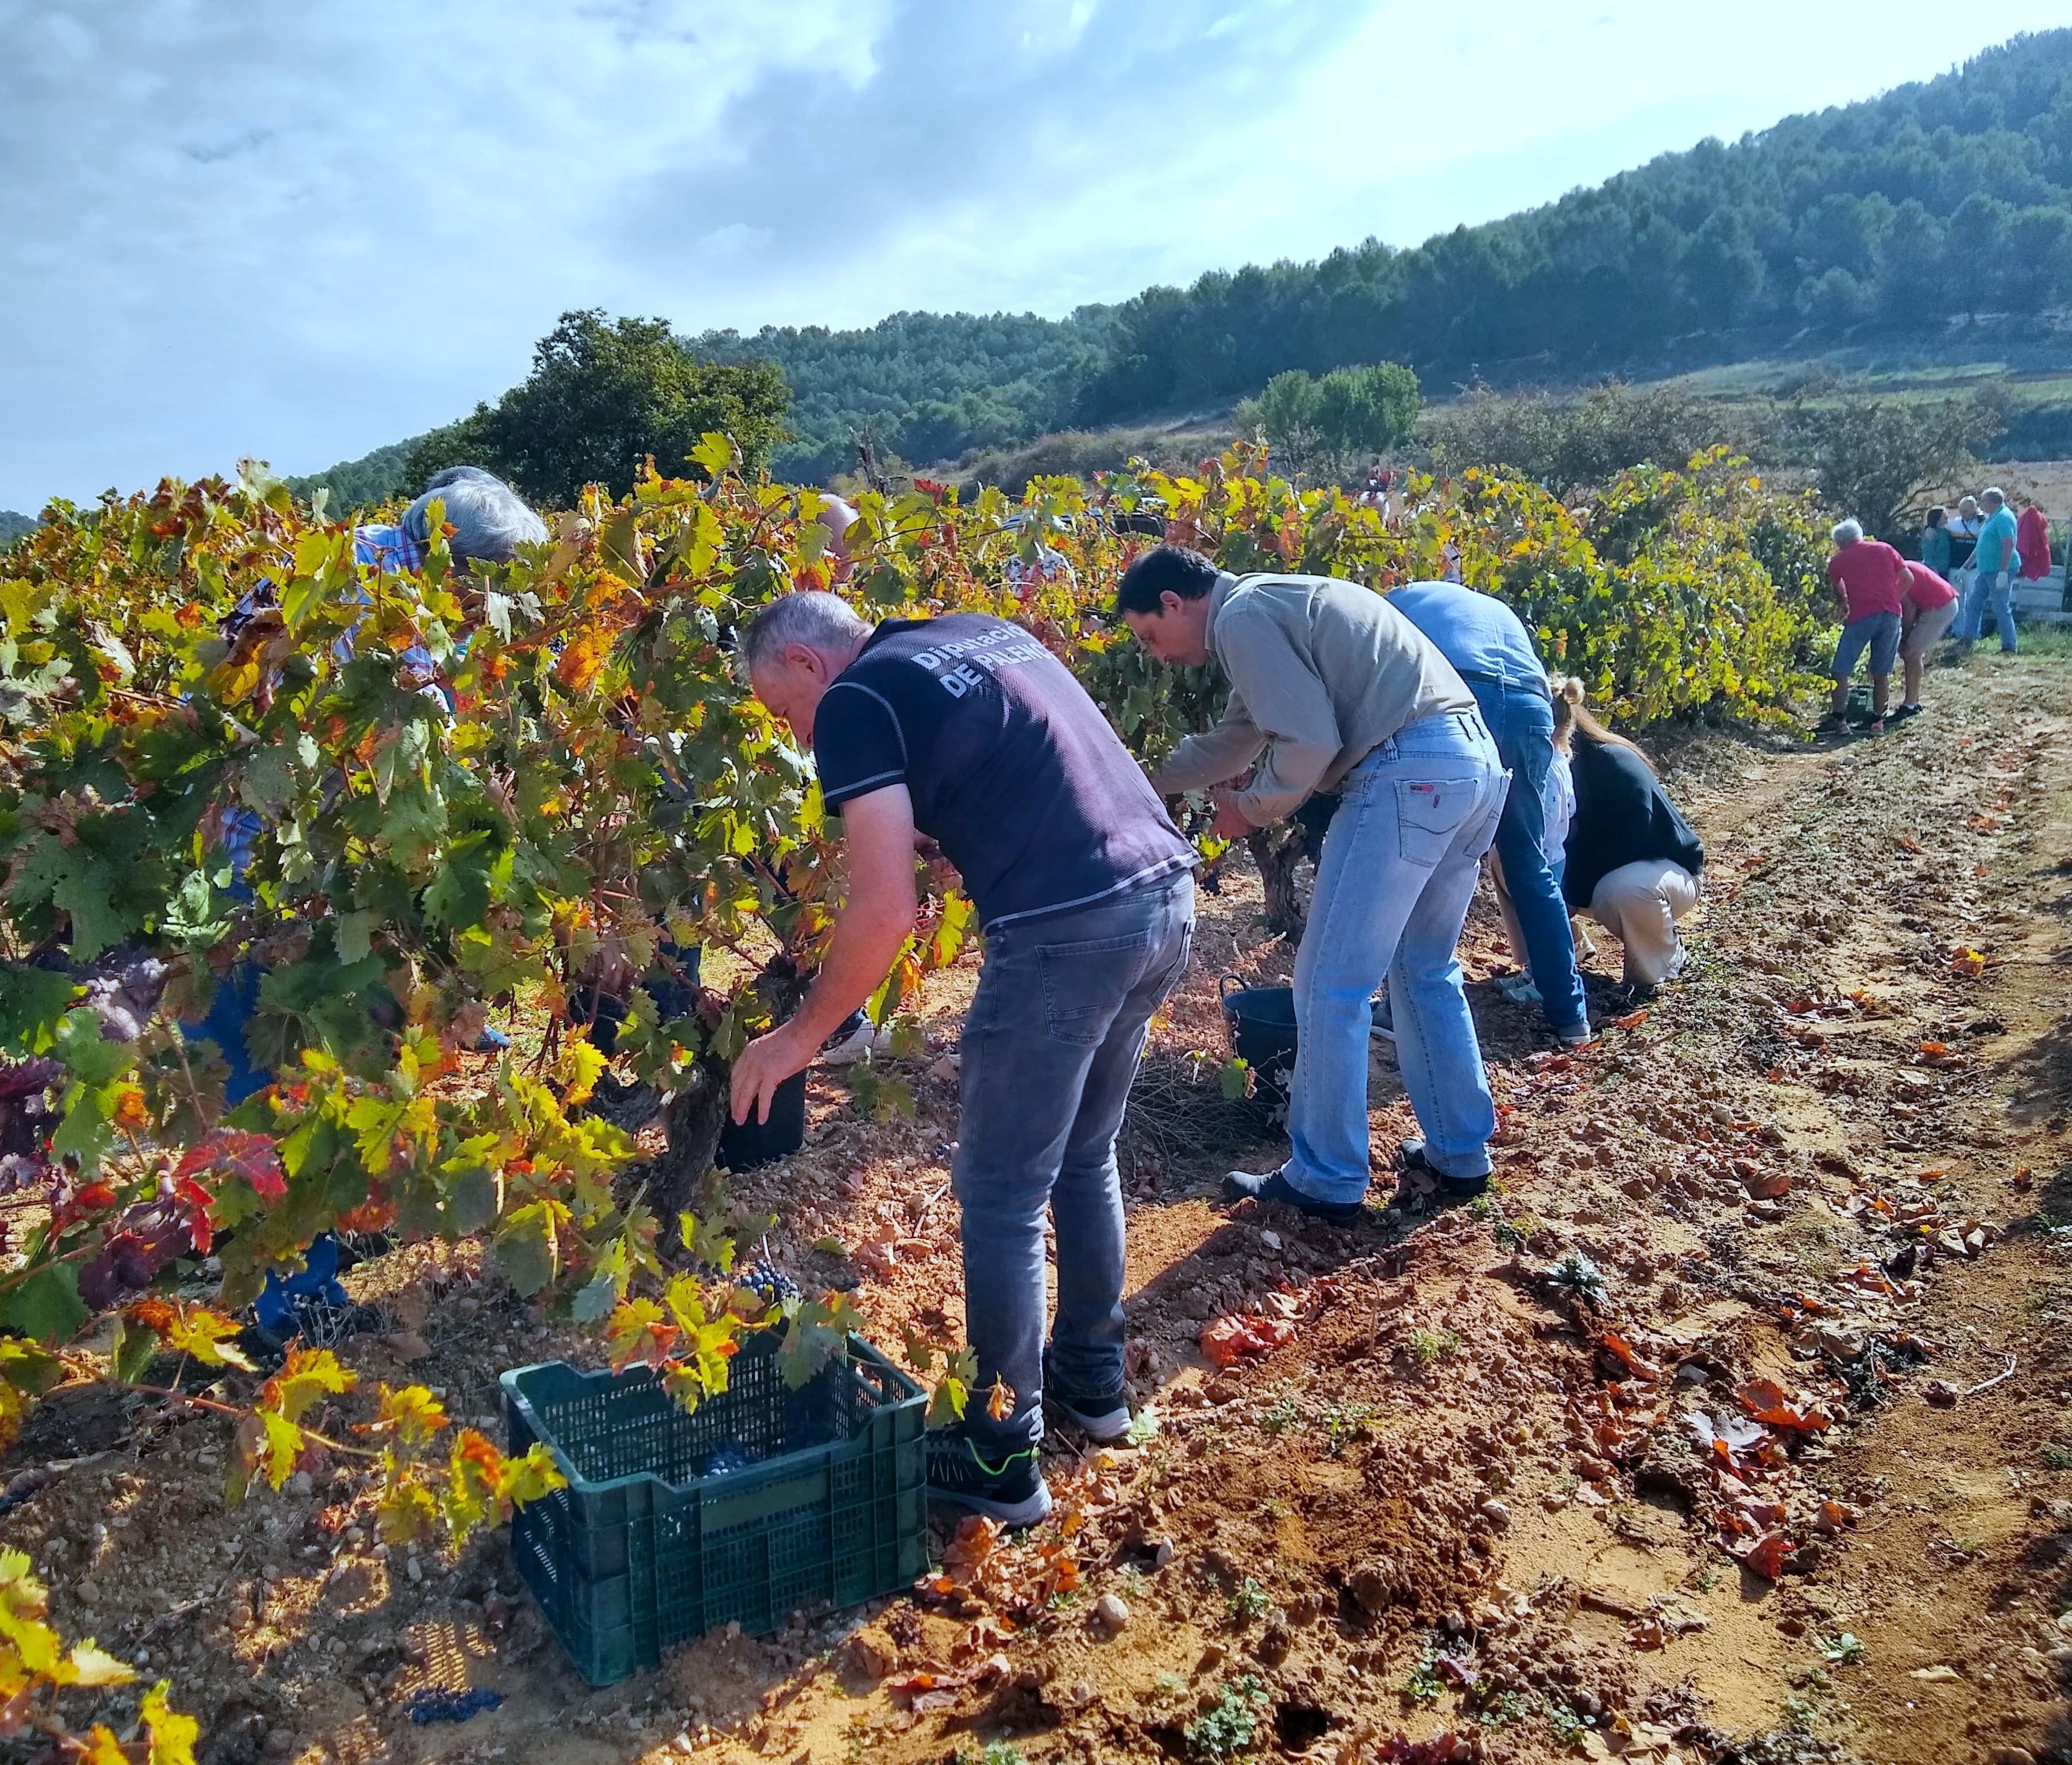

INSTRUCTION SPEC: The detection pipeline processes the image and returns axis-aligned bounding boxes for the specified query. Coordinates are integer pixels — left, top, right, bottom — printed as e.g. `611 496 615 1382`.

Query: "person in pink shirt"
1893 558 1959 721
1819 518 1907 735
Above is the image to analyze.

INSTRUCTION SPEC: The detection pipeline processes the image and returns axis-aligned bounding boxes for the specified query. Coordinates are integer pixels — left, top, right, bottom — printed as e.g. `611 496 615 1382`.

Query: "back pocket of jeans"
1038 931 1149 1045
1394 777 1482 866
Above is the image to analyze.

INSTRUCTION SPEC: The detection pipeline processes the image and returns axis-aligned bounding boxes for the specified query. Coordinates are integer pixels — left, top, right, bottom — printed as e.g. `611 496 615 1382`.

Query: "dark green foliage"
1776 394 2008 542
1423 378 2009 546
284 438 425 515
948 425 1220 497
1425 381 1756 493
404 310 792 505
1074 31 2072 421
693 309 1109 481
0 510 36 550
1236 362 1421 480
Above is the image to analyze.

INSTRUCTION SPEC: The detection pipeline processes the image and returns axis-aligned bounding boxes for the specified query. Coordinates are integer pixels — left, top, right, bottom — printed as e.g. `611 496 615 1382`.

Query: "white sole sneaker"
1048 1392 1132 1443
816 1019 891 1067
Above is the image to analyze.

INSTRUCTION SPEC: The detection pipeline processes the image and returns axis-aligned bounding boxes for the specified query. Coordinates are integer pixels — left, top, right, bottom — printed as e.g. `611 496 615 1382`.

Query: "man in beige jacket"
1118 546 1506 1219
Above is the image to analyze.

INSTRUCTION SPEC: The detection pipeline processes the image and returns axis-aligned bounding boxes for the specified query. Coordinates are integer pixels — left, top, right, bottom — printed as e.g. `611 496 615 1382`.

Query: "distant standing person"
2017 498 2052 583
1558 687 1706 996
1947 494 1982 599
1920 507 1954 578
1119 548 1507 1218
1819 518 1907 736
811 492 860 583
1957 487 2019 654
1893 558 1960 721
1388 579 1590 1046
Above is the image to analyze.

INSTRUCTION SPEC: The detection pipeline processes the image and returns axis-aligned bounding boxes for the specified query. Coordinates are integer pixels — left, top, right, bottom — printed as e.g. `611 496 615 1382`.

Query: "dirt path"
10 655 2072 1765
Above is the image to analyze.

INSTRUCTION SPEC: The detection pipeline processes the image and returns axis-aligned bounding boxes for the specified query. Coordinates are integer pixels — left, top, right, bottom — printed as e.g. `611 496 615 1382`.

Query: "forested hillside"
694 309 1110 483
283 437 426 514
1074 28 2072 421
292 29 2072 494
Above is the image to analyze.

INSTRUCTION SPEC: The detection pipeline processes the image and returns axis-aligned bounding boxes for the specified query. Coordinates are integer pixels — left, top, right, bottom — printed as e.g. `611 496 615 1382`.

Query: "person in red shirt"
2017 499 2052 582
1819 518 1907 735
1893 558 1960 721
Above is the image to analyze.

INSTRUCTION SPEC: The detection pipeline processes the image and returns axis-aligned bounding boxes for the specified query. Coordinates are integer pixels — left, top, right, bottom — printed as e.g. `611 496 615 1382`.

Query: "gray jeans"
953 871 1195 1452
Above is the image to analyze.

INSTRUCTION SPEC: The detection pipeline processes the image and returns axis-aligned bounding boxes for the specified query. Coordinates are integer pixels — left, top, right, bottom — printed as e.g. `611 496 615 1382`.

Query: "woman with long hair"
1553 680 1706 995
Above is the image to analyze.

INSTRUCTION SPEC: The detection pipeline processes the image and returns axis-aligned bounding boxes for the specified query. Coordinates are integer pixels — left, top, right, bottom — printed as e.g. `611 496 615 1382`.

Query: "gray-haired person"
370 465 549 572
1818 518 1907 736
732 591 1196 1527
1957 487 2020 654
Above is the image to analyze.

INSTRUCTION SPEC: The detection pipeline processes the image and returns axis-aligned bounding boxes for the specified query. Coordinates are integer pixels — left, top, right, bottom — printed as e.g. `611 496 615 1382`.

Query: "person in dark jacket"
1554 681 1704 992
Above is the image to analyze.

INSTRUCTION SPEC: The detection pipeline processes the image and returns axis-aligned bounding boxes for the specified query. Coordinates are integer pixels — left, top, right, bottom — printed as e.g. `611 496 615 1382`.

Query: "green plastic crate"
501 1332 927 1686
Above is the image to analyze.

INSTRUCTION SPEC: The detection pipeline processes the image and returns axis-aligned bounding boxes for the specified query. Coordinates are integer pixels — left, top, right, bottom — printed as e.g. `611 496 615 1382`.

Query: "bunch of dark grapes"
735 1262 797 1311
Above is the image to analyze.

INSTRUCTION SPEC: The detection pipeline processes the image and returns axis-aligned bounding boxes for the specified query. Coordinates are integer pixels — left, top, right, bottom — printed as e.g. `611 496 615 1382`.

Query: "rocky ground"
7 651 2072 1765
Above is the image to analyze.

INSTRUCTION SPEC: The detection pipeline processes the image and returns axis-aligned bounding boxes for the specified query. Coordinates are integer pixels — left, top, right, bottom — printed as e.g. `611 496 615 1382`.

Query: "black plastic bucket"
1219 977 1298 1114
719 1069 808 1170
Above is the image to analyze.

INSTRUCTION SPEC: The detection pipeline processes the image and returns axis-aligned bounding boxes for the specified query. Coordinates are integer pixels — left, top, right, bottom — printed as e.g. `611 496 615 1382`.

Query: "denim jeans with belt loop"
1958 568 2017 652
1460 677 1589 1039
952 870 1195 1455
1282 711 1508 1205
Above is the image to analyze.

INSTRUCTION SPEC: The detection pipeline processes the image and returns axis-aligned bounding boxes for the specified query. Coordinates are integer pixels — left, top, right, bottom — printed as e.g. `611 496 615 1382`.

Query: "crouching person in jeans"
734 593 1196 1526
1118 547 1507 1220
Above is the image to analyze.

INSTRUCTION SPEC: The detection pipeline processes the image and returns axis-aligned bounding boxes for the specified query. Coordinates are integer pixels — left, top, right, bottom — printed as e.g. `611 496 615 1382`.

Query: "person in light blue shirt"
1958 487 2020 653
1388 580 1590 1045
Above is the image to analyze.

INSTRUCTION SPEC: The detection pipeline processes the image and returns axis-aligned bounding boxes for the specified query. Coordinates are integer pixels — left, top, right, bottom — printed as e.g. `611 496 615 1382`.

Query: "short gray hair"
1831 518 1863 546
741 591 871 669
404 468 547 565
1981 486 2007 508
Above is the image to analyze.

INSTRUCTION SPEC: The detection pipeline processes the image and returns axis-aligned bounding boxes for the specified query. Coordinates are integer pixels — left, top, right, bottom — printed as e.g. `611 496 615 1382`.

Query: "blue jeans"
954 872 1194 1452
1832 611 1901 679
1958 569 2016 651
1465 680 1588 1039
185 961 269 1105
1284 712 1506 1203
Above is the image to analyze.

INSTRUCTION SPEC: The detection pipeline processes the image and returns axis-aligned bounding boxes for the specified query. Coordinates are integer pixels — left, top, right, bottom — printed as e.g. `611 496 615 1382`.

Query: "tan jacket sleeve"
1150 684 1267 796
1216 604 1341 825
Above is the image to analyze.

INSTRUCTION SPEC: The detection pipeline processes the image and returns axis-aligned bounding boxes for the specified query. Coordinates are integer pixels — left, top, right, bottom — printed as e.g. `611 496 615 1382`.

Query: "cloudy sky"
6 0 2072 511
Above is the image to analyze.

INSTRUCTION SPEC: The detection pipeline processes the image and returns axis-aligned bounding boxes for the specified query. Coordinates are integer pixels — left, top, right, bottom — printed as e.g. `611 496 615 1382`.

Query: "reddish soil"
9 652 2072 1765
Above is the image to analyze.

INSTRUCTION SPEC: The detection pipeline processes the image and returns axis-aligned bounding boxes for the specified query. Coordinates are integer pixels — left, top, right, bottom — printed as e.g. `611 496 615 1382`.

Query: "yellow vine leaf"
605 1298 677 1371
264 1346 356 1425
364 1384 450 1449
61 1640 136 1687
258 1411 304 1490
495 1443 566 1508
441 1431 504 1540
142 1679 200 1765
78 1726 129 1765
553 1034 608 1108
374 1459 441 1546
126 1298 254 1372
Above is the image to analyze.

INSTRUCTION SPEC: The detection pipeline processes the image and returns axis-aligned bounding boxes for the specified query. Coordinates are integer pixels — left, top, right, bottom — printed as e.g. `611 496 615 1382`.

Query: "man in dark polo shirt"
732 592 1196 1525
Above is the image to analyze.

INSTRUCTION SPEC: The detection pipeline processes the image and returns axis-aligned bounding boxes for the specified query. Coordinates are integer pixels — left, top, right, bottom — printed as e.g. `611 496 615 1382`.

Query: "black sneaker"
1041 1350 1130 1443
1889 703 1922 722
1223 1168 1364 1224
925 1428 1052 1527
1397 1140 1490 1201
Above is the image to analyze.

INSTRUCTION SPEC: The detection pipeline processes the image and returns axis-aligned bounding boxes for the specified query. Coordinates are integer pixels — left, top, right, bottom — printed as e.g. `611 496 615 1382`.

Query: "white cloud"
5 0 2072 507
